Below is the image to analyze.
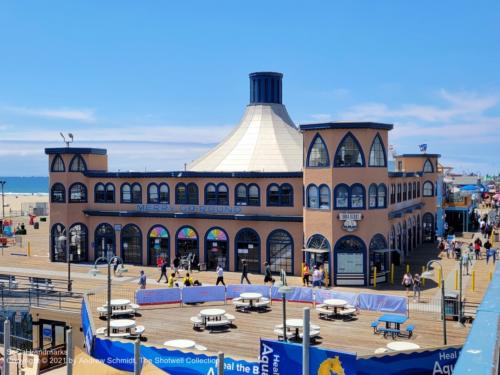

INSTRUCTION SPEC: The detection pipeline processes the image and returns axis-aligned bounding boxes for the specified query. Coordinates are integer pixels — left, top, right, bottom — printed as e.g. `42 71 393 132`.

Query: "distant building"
45 72 441 286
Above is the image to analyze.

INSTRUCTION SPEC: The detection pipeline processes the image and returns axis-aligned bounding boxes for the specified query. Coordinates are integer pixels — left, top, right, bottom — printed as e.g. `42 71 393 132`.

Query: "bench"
338 308 357 321
405 324 415 338
97 307 108 318
95 327 106 336
233 300 250 312
371 321 380 334
254 300 271 310
316 307 335 319
0 275 18 289
274 328 294 341
190 316 203 329
299 329 321 342
130 325 145 339
112 308 135 317
206 319 231 330
379 327 400 339
129 303 140 314
224 314 236 324
29 277 54 291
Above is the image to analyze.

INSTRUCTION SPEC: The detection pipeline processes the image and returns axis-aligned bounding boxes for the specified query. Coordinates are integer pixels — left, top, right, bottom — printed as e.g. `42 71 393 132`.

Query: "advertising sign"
260 339 357 375
338 212 363 232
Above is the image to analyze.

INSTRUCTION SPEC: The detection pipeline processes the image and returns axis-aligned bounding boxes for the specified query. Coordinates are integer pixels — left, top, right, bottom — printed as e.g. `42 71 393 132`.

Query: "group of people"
301 263 328 288
438 237 496 265
156 258 202 288
401 272 422 302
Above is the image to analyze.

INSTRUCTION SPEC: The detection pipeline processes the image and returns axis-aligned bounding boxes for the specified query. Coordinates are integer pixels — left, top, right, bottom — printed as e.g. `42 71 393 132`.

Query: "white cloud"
309 113 333 122
2 106 96 123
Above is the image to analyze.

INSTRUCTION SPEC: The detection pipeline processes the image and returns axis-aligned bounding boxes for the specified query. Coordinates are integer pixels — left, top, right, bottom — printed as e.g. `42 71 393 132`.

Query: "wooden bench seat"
379 327 400 339
274 328 294 340
190 316 203 329
206 319 231 329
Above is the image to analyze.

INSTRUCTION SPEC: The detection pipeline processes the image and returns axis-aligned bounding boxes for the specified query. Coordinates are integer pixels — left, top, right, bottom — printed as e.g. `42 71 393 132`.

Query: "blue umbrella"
460 185 479 191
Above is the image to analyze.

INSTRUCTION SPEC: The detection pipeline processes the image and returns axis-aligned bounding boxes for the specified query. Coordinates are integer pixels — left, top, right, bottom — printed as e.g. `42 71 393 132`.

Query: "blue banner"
357 293 407 314
356 346 461 375
136 287 182 305
81 299 94 354
226 284 271 299
182 286 226 304
260 339 357 375
314 289 358 306
93 337 260 375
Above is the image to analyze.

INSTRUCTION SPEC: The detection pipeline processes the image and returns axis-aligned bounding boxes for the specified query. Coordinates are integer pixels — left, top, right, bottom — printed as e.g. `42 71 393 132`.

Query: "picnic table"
95 319 144 338
164 339 196 349
387 342 420 351
378 314 408 330
234 293 271 312
192 308 234 330
98 299 139 318
278 319 321 341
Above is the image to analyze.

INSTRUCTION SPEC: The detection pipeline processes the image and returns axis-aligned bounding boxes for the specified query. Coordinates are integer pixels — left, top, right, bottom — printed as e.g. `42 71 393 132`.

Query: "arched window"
334 184 349 209
422 213 434 242
235 184 248 205
267 183 293 207
305 234 330 276
397 184 402 202
159 183 169 204
235 228 260 273
217 184 229 205
121 183 131 203
408 182 413 200
95 223 115 259
390 184 396 204
377 184 387 208
423 181 434 197
205 183 217 205
205 227 229 270
121 224 142 265
319 185 330 209
368 184 378 208
106 183 115 203
267 230 293 274
131 183 142 203
248 184 260 206
69 223 88 262
412 182 417 199
403 183 407 201
69 183 87 203
69 155 86 172
334 235 366 285
423 159 434 173
307 134 329 167
175 183 187 204
369 234 388 279
176 226 199 261
334 132 365 167
148 183 159 203
417 181 421 197
307 184 319 209
51 183 65 203
187 183 199 205
148 225 169 266
51 224 65 262
95 183 106 203
368 134 386 167
51 155 65 172
350 184 365 209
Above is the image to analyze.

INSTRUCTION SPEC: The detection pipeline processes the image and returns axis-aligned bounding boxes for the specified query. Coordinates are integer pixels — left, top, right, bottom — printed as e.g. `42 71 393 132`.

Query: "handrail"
0 285 83 312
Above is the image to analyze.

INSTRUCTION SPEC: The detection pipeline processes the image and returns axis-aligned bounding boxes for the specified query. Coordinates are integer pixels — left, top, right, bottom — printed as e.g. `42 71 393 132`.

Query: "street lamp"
89 256 127 337
58 229 72 292
278 285 293 342
0 180 6 219
422 260 447 345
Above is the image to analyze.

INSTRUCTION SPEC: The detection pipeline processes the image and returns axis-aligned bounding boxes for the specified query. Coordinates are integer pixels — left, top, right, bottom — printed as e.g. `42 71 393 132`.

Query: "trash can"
34 222 39 230
444 292 459 321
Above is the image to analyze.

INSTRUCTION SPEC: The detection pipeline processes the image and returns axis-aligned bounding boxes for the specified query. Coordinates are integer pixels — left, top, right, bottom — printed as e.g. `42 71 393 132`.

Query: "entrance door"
148 226 169 266
37 320 67 371
235 228 260 273
95 223 115 259
205 228 229 270
422 213 435 242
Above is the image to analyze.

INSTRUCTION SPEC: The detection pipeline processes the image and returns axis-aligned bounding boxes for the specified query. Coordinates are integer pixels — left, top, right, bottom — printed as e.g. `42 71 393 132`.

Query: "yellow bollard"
27 241 31 256
438 269 442 289
421 266 426 287
454 270 458 290
390 263 394 285
472 271 475 292
406 264 410 273
489 272 493 282
373 267 377 288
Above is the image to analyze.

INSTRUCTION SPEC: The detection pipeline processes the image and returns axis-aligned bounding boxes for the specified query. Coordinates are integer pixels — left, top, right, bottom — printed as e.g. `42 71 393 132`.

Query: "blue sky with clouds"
1 1 499 176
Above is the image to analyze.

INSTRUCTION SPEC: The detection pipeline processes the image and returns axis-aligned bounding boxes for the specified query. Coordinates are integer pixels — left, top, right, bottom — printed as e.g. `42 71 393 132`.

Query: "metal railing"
0 332 33 351
0 286 83 312
408 296 479 321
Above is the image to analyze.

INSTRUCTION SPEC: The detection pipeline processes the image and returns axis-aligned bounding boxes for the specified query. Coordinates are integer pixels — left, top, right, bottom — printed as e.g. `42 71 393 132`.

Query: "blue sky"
1 1 499 176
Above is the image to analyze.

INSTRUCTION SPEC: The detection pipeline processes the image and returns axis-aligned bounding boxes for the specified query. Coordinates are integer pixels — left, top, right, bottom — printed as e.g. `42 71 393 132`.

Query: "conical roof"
187 72 303 172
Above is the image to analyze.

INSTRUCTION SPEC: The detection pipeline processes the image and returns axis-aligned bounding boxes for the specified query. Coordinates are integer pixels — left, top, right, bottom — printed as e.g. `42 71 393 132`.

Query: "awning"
302 248 329 254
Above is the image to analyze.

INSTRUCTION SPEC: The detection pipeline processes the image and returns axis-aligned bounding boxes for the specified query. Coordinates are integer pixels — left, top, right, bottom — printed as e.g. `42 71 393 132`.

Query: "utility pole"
0 180 6 219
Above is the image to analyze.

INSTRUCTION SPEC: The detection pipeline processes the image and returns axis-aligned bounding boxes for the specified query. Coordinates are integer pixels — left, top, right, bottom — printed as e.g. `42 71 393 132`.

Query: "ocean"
0 177 49 194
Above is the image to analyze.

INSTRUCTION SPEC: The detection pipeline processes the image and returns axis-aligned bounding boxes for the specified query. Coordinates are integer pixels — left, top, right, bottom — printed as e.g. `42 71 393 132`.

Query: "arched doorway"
69 223 88 262
417 215 421 245
95 223 115 260
121 224 142 265
334 236 367 286
267 230 294 274
176 226 199 263
148 225 169 266
422 213 435 242
235 228 260 273
402 222 408 255
390 226 400 266
407 219 413 252
51 223 66 262
305 235 330 277
205 227 229 270
369 234 388 284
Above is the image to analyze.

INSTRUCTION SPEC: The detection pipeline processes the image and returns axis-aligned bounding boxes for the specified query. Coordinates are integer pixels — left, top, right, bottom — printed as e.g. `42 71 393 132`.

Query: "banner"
260 339 357 375
93 337 260 375
356 346 461 375
81 299 94 354
270 286 314 303
314 289 358 306
226 284 271 299
182 286 226 304
356 293 407 314
136 287 182 306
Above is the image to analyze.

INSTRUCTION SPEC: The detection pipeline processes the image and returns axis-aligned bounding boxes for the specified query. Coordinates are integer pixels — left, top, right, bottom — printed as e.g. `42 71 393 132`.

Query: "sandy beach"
3 194 49 216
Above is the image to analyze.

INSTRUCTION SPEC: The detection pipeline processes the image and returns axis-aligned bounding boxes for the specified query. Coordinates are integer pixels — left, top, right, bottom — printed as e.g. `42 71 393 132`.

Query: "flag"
419 144 427 152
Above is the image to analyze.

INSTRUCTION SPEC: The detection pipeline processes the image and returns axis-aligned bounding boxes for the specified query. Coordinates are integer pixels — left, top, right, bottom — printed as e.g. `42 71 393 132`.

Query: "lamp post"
278 285 293 342
58 229 72 292
0 180 5 219
422 260 447 345
89 255 126 337
458 255 463 324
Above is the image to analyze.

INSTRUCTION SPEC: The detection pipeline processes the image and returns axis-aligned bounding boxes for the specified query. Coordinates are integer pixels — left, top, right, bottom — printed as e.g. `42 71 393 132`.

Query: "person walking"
138 270 147 289
438 240 446 258
462 251 472 275
473 241 480 260
240 259 251 284
112 257 119 276
484 240 492 264
263 262 274 285
157 259 169 283
401 272 413 296
302 262 311 286
312 266 322 288
173 255 181 277
446 241 453 259
216 265 226 286
413 273 421 302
